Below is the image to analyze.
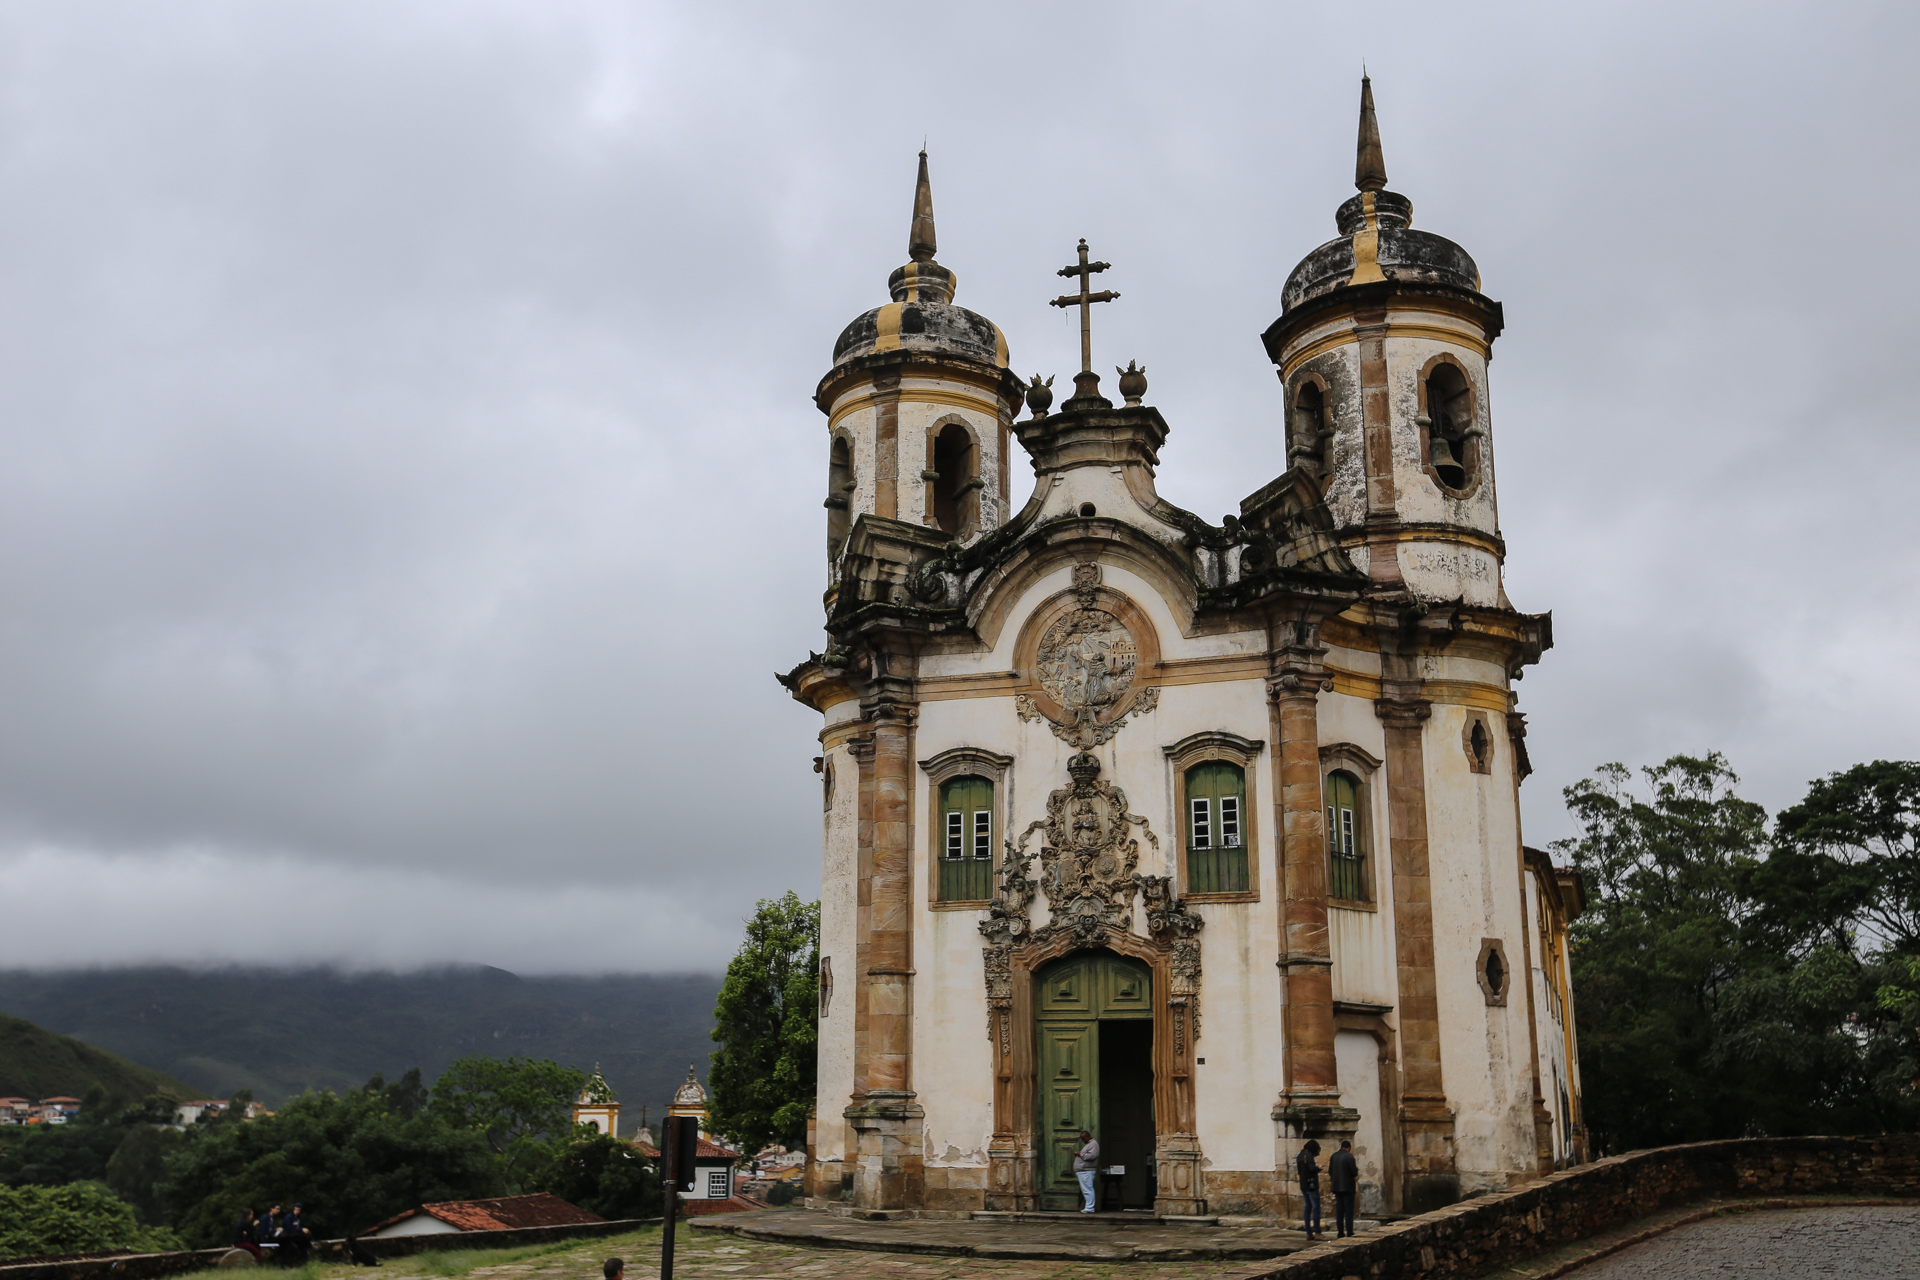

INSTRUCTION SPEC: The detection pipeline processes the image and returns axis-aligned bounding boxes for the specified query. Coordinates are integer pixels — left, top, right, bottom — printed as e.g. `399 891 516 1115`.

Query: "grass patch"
404 1229 663 1278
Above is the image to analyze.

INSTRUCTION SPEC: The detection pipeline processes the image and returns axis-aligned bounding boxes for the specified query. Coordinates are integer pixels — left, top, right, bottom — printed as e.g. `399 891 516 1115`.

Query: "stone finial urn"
1026 373 1055 417
1117 361 1148 406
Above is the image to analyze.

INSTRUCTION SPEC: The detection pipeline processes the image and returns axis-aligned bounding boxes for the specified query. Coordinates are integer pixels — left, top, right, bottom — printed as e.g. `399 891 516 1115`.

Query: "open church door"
1036 952 1154 1210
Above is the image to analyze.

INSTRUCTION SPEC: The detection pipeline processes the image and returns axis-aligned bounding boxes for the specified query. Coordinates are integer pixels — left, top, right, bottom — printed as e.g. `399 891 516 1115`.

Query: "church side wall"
814 706 864 1184
1421 694 1536 1191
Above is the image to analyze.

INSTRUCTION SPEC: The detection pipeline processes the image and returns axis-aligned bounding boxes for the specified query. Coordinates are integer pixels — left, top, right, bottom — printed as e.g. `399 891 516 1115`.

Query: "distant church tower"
572 1066 619 1138
782 82 1584 1222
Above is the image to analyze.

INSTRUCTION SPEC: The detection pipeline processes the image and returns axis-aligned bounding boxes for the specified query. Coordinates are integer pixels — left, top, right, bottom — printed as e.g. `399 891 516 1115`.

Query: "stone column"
1268 622 1358 1218
1376 687 1458 1210
844 696 924 1210
1355 308 1404 588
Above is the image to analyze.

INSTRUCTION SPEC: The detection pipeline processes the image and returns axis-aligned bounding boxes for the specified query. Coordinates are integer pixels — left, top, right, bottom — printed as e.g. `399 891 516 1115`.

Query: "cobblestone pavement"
317 1221 1302 1280
1563 1205 1920 1278
693 1208 1315 1262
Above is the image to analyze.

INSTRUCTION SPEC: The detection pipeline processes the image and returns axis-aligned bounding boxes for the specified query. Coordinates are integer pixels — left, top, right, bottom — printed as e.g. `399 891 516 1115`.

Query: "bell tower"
1262 77 1507 608
815 152 1024 578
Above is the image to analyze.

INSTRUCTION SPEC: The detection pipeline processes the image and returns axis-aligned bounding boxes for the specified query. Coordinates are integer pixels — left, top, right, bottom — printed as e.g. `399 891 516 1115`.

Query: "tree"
1771 760 1920 951
162 1073 499 1247
0 1182 181 1260
1560 753 1920 1154
535 1132 660 1221
1555 754 1770 1152
707 892 819 1152
429 1056 586 1192
104 1125 182 1224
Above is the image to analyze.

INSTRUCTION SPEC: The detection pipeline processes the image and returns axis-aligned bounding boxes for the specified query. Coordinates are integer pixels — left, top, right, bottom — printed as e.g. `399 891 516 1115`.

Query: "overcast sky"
0 1 1913 973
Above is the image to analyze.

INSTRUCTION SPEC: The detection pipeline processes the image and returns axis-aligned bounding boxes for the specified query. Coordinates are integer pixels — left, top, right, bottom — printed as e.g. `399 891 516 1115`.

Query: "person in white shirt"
1072 1130 1101 1213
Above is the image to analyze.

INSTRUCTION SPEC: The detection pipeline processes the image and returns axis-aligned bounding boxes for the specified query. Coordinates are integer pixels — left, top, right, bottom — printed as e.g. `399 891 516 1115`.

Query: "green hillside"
0 1012 201 1107
0 967 720 1124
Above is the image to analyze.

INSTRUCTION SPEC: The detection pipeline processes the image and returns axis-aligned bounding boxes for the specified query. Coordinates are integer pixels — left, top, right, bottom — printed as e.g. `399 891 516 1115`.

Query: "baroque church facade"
780 82 1585 1220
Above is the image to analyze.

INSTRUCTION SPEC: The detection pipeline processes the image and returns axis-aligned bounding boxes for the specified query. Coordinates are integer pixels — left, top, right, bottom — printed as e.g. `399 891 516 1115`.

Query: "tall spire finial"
909 150 937 263
1355 75 1388 193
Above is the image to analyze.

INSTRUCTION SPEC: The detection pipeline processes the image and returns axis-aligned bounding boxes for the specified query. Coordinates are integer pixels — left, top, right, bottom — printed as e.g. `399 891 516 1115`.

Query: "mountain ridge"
0 1010 200 1105
0 966 721 1127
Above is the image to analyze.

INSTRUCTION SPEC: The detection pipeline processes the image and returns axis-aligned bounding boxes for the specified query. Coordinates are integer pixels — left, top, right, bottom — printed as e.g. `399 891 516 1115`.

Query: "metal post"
659 1115 697 1280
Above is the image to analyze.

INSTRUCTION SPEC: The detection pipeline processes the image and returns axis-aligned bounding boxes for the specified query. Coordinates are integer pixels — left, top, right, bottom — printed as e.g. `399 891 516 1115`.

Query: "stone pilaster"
1376 688 1457 1210
1268 621 1358 1218
844 692 923 1210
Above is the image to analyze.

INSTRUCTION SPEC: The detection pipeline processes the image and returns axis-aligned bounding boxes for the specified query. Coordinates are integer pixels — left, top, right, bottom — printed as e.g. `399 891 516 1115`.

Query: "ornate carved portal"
979 750 1208 1214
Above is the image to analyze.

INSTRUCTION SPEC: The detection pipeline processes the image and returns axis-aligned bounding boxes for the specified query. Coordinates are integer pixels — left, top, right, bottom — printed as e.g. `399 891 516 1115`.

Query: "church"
780 80 1585 1221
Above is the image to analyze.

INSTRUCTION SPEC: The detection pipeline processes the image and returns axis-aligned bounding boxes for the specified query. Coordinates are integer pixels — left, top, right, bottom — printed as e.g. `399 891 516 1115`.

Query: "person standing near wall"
1328 1139 1358 1238
1295 1140 1323 1240
1072 1130 1101 1213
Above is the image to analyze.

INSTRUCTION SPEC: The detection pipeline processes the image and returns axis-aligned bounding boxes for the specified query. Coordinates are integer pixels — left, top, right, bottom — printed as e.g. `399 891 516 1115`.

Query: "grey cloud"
0 1 1912 971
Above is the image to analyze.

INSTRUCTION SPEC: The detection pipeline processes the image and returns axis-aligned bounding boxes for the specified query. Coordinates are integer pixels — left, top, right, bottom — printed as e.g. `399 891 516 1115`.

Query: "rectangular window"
1326 770 1367 901
1186 762 1248 894
938 774 994 902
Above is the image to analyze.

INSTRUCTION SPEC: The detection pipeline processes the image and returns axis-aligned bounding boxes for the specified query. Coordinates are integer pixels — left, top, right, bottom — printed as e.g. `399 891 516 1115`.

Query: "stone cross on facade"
1050 238 1119 376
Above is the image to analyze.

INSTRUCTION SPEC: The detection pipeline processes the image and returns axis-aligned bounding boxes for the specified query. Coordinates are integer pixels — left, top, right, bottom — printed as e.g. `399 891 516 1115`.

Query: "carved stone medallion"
1024 563 1157 749
1036 609 1136 719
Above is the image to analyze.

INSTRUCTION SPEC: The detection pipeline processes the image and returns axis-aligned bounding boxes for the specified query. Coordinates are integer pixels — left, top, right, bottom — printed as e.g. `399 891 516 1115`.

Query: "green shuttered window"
939 774 994 902
1327 770 1366 900
1185 761 1248 894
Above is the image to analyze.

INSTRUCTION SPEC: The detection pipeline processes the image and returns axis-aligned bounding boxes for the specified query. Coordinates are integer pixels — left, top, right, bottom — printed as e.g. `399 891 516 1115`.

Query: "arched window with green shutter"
1185 761 1248 894
1326 770 1366 900
938 774 994 902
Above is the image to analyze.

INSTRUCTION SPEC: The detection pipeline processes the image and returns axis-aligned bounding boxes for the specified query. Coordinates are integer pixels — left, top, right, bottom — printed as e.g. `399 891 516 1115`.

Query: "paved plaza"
1561 1204 1920 1278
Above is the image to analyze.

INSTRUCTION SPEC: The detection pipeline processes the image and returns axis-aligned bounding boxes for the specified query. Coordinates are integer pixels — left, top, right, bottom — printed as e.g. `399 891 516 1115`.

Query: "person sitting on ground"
232 1208 262 1259
1072 1130 1101 1213
1295 1139 1323 1240
1328 1139 1359 1238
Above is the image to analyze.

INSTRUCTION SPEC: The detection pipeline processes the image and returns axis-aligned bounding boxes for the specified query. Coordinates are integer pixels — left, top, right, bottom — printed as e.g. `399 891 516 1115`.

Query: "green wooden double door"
1036 953 1156 1210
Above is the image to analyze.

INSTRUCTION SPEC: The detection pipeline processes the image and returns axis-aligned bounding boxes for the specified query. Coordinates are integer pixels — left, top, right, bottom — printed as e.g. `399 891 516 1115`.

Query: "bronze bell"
1430 434 1468 489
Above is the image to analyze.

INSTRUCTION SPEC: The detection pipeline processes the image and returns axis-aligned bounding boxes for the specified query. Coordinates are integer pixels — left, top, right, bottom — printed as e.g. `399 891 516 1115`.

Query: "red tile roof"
366 1193 603 1236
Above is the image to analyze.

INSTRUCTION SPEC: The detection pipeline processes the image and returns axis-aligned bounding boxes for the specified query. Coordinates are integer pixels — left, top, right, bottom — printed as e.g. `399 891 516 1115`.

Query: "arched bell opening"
826 434 855 562
929 421 978 537
1419 362 1476 494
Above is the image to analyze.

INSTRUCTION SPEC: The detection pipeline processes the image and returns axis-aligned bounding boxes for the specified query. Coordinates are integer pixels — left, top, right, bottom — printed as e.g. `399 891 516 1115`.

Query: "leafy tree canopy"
0 1182 182 1261
161 1072 500 1248
1559 754 1920 1154
707 892 819 1152
534 1132 660 1221
428 1056 586 1192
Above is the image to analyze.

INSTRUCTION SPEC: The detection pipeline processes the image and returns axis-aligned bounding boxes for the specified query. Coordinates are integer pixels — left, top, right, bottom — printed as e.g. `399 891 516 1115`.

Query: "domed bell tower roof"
1278 77 1483 314
829 150 1009 370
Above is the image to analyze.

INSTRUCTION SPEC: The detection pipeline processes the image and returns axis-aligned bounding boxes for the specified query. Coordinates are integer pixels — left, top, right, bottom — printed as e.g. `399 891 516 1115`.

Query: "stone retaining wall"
0 1217 662 1280
1223 1135 1920 1280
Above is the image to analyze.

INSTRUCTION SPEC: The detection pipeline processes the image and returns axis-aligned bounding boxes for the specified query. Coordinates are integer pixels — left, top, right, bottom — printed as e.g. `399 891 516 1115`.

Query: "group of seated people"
231 1203 314 1265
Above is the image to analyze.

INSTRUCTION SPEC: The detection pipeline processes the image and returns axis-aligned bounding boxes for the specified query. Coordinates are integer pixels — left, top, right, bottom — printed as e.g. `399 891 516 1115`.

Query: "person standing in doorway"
1072 1130 1101 1213
1295 1139 1323 1240
1329 1139 1358 1237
